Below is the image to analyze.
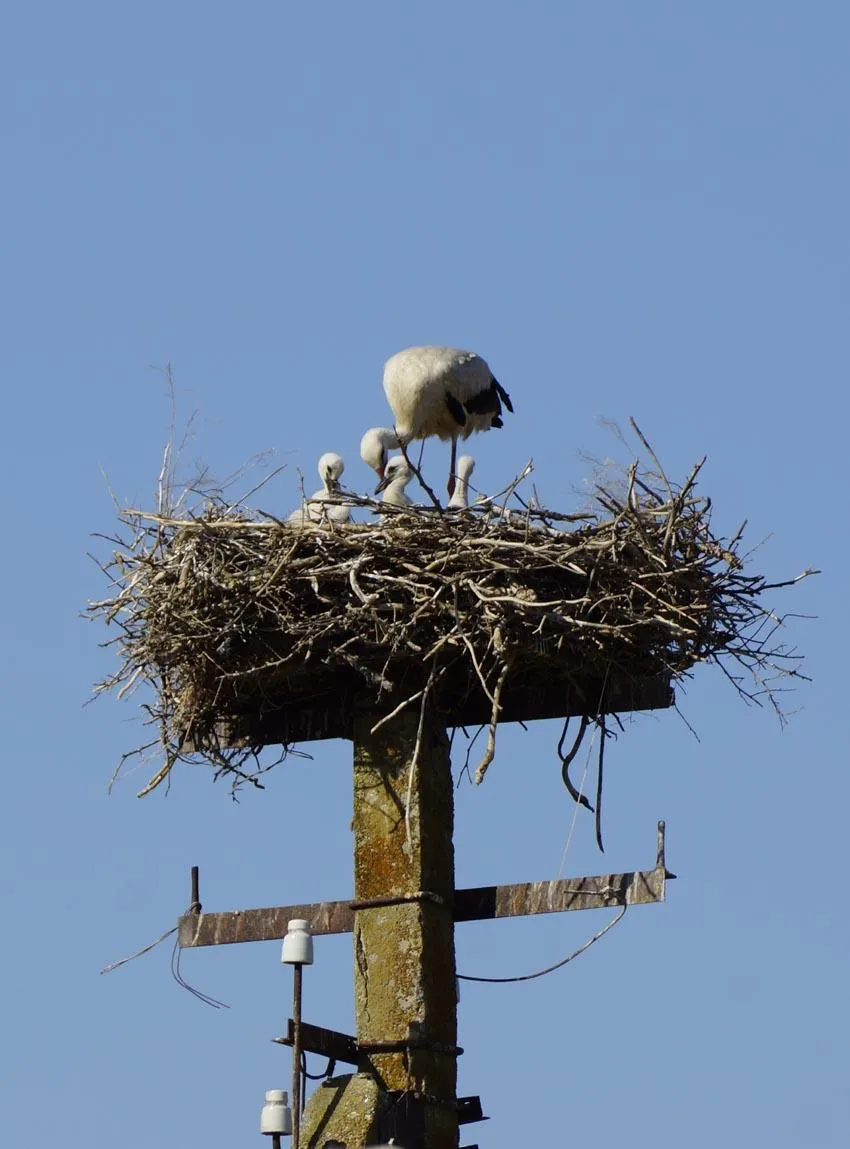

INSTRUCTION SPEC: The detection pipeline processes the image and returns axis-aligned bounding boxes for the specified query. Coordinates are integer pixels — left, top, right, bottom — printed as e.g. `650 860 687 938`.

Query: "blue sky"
2 2 847 1146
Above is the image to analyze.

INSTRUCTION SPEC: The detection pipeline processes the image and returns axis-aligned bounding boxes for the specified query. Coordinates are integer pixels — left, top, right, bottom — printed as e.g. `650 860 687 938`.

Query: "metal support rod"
272 1136 281 1149
291 962 303 1149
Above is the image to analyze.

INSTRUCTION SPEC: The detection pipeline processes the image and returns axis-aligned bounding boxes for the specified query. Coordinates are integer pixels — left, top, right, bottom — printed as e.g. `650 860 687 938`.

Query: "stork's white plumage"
380 346 512 497
359 427 400 479
447 455 475 510
287 452 350 526
374 455 414 507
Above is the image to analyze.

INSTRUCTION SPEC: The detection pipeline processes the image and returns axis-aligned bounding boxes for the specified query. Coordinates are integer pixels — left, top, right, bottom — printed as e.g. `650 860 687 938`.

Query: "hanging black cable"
458 904 627 983
595 714 607 853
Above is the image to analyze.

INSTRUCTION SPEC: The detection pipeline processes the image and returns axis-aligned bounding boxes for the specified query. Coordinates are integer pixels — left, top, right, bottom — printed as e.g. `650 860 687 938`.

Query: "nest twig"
87 435 816 798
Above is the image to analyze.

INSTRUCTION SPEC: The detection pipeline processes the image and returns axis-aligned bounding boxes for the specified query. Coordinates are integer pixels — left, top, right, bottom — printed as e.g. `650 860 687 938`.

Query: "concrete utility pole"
179 679 674 1148
346 709 458 1147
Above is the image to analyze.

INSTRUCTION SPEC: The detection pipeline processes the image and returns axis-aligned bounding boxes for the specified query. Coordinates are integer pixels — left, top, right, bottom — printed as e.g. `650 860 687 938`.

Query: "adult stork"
287 452 350 525
359 427 400 481
379 345 512 497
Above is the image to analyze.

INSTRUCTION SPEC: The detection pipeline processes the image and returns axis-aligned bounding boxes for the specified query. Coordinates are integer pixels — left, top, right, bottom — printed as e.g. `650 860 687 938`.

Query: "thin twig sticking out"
370 638 454 736
628 417 672 504
404 664 440 850
395 433 443 512
485 459 535 508
474 660 511 784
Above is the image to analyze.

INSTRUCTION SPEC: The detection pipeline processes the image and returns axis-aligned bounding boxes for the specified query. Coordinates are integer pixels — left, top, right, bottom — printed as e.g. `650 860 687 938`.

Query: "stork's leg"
447 436 457 498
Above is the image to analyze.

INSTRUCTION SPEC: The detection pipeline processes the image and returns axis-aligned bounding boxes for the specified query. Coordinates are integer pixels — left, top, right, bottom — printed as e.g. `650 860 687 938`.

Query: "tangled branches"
88 448 815 797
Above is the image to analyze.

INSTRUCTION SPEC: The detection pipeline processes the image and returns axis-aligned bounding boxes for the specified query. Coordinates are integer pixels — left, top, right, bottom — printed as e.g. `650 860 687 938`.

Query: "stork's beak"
374 472 391 494
327 478 341 494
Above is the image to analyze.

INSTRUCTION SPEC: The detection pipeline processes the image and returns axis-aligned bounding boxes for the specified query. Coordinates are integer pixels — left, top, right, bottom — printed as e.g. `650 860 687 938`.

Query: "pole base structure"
299 1073 385 1148
301 1072 450 1148
302 706 458 1148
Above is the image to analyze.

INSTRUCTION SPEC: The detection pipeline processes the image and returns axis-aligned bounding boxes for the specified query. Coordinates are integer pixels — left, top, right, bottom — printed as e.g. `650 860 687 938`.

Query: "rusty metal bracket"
273 1019 358 1066
382 1093 485 1123
272 1020 468 1066
457 1096 487 1126
349 890 446 911
358 1038 464 1057
179 821 674 948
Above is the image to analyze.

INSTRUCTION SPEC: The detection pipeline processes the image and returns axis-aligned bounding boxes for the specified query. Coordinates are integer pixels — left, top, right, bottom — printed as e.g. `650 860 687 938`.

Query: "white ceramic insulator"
260 1089 292 1135
281 918 314 965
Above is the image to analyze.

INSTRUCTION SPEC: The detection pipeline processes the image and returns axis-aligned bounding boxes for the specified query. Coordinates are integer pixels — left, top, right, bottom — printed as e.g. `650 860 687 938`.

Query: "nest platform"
89 452 810 794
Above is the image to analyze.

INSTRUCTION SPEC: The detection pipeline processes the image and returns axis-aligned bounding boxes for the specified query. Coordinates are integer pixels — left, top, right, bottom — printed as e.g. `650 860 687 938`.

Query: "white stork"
359 426 400 480
378 345 512 497
287 452 350 525
447 455 475 510
374 455 414 507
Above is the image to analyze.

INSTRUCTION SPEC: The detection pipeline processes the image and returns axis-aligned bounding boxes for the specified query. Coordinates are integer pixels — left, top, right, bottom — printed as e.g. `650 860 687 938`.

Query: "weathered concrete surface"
351 707 458 1148
300 1073 383 1148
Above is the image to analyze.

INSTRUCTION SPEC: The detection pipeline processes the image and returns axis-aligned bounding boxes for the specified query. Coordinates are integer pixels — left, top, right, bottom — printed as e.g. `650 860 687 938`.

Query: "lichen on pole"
298 705 459 1149
352 705 458 1143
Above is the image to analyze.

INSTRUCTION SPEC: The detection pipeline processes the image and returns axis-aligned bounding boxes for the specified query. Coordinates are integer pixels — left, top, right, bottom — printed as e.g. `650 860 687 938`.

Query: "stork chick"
287 452 350 525
374 455 414 507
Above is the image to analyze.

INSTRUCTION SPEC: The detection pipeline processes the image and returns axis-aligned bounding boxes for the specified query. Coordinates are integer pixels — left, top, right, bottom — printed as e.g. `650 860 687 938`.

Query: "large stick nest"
89 439 813 797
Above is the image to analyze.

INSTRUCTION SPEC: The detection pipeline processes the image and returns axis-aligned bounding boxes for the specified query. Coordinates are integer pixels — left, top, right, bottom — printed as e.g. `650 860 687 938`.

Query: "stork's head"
359 427 401 479
374 455 413 494
318 452 345 492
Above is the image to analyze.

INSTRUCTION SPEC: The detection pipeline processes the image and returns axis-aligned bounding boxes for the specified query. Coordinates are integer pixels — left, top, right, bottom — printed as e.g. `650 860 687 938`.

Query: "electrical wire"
170 936 230 1008
457 904 627 984
98 900 230 1007
301 1052 336 1081
100 925 177 974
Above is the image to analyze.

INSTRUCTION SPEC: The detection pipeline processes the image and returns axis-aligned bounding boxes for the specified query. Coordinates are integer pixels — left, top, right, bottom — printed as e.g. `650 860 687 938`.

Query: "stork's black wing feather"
463 380 503 416
493 377 513 413
463 376 514 422
445 391 467 427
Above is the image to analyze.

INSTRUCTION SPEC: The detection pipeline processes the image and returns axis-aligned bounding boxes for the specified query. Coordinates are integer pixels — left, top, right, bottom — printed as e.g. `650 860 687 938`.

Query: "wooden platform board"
212 668 674 747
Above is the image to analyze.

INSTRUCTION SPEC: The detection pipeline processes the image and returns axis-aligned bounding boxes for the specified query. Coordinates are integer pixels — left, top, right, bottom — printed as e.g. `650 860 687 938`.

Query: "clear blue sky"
3 3 846 1146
